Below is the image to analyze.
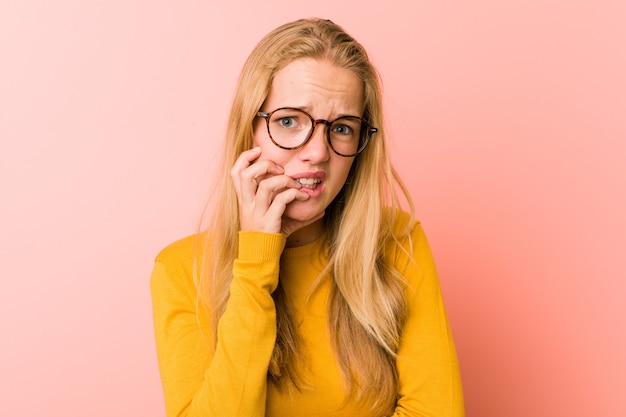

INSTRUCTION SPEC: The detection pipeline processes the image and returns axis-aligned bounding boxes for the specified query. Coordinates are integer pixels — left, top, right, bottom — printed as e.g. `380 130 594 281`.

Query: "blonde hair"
199 18 415 416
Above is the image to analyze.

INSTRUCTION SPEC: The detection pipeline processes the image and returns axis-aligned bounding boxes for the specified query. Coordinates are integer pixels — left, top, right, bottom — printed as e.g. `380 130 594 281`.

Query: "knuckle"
274 189 297 203
240 169 255 181
257 179 273 192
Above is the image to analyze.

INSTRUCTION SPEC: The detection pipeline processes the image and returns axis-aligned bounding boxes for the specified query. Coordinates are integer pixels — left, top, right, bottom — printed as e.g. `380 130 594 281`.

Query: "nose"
299 122 330 163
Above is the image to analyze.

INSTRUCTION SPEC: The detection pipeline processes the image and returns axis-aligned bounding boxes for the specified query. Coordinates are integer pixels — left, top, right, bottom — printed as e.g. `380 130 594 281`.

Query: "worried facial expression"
253 58 364 223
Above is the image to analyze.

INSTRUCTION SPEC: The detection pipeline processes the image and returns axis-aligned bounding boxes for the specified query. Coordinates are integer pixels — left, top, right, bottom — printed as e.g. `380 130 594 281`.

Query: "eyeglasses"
256 107 378 157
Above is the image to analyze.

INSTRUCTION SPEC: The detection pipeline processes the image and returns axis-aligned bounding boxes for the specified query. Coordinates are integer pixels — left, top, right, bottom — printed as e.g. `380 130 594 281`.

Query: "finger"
231 149 284 205
254 175 302 211
265 188 310 219
230 147 262 197
239 160 286 204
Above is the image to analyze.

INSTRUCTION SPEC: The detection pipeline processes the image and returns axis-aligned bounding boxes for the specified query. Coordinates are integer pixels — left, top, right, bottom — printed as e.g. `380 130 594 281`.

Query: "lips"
291 171 325 195
295 177 321 189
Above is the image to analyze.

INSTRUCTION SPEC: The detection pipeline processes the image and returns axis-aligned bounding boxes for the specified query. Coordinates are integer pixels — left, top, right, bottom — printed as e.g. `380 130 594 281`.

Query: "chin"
283 202 325 222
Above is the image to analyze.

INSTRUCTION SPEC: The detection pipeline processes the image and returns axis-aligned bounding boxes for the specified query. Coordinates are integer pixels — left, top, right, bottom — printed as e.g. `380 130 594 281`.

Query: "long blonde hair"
199 18 415 416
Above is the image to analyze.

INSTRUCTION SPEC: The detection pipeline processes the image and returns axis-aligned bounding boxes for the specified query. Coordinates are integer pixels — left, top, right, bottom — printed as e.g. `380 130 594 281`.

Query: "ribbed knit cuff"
237 232 286 261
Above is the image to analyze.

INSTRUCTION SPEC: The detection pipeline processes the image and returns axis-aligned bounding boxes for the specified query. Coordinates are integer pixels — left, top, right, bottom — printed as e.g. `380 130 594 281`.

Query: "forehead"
265 58 364 116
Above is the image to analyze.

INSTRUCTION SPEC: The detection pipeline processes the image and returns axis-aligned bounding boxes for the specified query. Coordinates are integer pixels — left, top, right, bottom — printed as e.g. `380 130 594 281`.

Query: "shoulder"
383 209 436 286
382 207 425 246
151 234 207 291
150 235 212 334
154 234 200 266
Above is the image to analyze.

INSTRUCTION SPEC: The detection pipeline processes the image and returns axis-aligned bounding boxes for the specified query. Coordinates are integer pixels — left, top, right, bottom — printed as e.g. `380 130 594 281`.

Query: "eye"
278 117 297 128
331 123 355 136
271 109 307 129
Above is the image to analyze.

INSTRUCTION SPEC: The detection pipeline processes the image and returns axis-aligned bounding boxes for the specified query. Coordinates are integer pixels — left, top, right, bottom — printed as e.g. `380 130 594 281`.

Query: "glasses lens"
266 108 373 156
268 108 312 148
329 116 365 156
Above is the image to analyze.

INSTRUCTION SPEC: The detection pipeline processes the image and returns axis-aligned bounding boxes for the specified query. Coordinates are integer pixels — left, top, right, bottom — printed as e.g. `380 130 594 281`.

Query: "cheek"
252 122 264 147
253 115 277 147
339 159 355 180
253 132 290 165
330 159 355 190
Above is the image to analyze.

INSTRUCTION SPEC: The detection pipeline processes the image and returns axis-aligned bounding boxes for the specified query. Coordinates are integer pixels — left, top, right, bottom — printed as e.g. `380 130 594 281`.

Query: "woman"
151 18 464 417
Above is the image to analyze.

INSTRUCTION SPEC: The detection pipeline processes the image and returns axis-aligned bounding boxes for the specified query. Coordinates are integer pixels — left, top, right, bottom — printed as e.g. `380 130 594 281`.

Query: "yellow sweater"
151 220 464 417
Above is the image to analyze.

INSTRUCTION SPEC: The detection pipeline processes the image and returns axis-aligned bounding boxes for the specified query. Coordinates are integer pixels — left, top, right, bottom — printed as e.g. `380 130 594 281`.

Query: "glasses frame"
256 107 378 157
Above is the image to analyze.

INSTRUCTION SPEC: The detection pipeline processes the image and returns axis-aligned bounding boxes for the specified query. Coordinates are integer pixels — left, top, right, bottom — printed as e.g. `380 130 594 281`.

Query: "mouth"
291 172 326 195
295 177 322 189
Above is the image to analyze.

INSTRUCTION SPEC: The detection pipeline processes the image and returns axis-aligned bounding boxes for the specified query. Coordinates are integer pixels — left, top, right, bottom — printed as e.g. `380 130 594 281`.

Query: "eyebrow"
282 105 363 119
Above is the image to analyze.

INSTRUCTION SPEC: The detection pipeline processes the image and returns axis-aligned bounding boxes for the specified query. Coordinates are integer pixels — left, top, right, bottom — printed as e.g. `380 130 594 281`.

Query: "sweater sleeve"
150 232 286 417
392 223 465 417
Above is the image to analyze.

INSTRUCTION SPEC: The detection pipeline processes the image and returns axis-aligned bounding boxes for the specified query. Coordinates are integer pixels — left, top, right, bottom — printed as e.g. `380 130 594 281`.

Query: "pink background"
1 1 624 416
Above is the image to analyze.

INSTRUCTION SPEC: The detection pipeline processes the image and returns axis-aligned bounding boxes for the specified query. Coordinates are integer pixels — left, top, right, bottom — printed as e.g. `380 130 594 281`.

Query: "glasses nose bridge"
309 118 332 139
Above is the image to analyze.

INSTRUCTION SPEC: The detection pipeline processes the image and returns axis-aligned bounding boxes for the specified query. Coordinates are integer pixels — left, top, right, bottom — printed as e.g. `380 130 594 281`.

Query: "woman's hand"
231 147 323 238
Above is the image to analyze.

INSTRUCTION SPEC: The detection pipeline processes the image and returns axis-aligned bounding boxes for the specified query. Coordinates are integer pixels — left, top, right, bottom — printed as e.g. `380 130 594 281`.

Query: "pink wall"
1 1 624 416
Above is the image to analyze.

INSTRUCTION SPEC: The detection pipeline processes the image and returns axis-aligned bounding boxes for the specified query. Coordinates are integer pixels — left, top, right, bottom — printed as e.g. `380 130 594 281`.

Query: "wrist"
238 231 286 261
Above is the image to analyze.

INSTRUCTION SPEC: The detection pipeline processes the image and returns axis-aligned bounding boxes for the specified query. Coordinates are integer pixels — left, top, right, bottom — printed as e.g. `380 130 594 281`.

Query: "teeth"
296 178 321 186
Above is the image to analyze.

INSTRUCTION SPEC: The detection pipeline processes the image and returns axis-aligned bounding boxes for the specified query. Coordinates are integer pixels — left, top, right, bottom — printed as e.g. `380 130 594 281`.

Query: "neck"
285 218 324 247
